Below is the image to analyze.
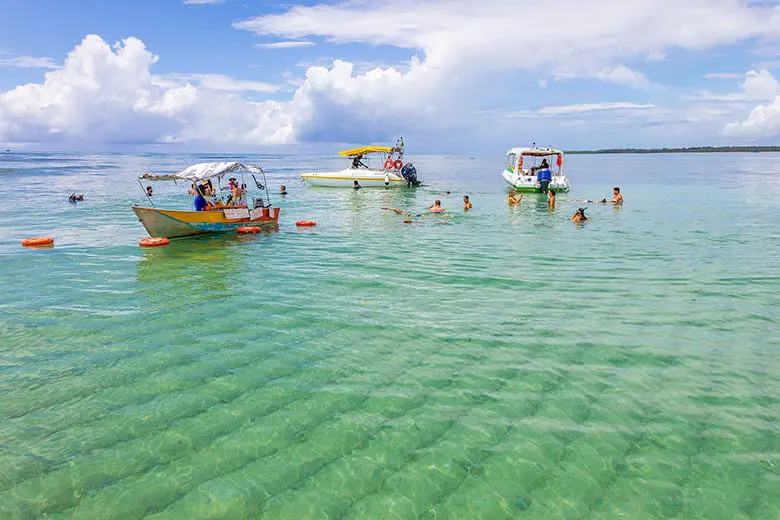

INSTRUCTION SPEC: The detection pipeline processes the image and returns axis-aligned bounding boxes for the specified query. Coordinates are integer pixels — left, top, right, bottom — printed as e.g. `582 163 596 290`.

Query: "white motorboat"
302 143 420 188
502 146 570 193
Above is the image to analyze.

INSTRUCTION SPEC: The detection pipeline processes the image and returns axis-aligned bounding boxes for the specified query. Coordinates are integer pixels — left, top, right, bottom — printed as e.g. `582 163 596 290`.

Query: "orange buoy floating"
21 237 54 248
139 237 170 247
237 226 261 234
296 221 317 227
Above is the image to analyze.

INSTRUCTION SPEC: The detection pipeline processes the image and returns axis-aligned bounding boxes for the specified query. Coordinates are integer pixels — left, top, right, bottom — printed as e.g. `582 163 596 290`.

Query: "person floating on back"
571 207 588 222
429 200 445 212
463 195 472 210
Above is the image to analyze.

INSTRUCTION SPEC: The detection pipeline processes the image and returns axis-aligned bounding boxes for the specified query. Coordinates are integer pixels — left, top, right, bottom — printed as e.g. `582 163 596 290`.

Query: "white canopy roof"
169 162 263 182
506 147 564 157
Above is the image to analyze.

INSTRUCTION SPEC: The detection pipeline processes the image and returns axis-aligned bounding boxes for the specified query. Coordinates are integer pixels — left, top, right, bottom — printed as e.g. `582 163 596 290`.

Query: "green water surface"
0 152 778 519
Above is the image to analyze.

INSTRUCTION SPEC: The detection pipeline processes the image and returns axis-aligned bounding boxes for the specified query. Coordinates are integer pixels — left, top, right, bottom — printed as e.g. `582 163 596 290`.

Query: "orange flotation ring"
296 221 317 227
138 237 169 247
237 226 261 233
384 159 394 170
21 237 54 248
393 160 403 170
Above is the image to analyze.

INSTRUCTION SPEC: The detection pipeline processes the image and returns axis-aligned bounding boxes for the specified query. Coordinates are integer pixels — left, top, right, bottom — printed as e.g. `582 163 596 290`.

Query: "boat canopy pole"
138 178 155 208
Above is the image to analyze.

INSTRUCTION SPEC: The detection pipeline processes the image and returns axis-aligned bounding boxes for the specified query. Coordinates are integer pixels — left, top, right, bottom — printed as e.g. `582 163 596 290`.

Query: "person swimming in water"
463 195 472 210
547 189 556 209
280 185 287 195
429 200 445 212
146 186 153 197
353 180 361 190
571 207 588 222
68 193 84 203
508 190 522 205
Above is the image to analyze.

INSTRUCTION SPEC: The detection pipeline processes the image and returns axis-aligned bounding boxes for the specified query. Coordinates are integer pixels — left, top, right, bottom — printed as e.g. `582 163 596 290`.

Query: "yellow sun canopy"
338 146 392 157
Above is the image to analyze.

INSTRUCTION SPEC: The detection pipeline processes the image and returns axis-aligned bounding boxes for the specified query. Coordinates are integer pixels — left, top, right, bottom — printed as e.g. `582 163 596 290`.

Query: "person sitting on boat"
193 186 208 211
571 207 588 222
353 180 361 190
352 154 367 169
429 200 445 212
540 158 549 169
508 191 522 205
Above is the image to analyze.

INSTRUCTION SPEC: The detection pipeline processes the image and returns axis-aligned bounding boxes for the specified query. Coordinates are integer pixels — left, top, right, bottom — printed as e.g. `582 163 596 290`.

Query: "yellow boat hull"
132 206 280 238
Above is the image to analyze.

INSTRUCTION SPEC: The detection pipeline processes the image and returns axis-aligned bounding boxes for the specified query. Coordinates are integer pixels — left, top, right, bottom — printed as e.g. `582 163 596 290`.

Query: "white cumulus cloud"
0 35 293 145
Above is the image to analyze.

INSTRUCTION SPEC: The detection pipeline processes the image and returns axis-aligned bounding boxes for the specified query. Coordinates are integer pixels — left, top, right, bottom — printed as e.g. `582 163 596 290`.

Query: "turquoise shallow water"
0 152 778 519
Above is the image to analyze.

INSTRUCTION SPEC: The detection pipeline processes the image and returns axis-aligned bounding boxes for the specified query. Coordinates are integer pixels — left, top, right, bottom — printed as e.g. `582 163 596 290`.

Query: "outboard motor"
400 163 420 186
537 168 552 193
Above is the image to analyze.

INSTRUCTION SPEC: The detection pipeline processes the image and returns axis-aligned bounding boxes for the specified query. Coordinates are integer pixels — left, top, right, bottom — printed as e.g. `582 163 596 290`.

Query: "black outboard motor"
400 163 420 186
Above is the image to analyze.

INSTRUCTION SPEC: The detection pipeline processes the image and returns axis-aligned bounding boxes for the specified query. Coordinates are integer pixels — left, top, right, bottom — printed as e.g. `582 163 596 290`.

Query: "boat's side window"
507 154 517 170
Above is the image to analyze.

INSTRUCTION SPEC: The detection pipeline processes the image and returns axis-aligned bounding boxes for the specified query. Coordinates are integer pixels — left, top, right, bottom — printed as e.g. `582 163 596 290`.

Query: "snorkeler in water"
571 207 588 222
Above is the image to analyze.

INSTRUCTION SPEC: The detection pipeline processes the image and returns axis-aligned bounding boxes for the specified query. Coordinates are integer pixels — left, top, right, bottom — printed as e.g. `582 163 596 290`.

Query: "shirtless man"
508 191 523 205
429 200 445 212
463 195 472 210
611 187 623 203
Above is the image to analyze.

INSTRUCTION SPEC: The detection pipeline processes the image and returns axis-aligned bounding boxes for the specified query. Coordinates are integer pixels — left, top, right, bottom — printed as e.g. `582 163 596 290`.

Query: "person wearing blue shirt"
193 186 208 211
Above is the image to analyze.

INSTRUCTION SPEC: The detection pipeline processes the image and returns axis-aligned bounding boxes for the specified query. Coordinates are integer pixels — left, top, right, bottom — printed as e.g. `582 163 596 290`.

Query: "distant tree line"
567 146 780 154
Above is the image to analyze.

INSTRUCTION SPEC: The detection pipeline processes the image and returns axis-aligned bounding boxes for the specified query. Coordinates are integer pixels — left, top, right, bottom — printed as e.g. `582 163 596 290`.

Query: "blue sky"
2 0 780 153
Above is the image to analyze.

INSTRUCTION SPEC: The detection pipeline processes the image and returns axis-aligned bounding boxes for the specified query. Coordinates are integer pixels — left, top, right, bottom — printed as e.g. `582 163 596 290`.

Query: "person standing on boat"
352 155 367 169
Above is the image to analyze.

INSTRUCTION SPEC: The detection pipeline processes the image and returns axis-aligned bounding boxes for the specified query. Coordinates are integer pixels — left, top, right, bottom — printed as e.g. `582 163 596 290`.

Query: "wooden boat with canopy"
132 161 279 239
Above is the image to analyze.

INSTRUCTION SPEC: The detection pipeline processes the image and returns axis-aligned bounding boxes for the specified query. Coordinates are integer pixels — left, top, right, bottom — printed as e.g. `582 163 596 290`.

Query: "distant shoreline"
567 146 780 155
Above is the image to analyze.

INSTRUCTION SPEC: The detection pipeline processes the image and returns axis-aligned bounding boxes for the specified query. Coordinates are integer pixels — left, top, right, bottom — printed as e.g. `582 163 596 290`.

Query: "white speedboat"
302 143 420 188
502 147 570 193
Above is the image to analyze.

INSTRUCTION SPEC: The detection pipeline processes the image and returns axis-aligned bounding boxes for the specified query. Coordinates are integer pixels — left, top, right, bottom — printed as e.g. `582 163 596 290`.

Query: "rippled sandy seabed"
0 152 778 519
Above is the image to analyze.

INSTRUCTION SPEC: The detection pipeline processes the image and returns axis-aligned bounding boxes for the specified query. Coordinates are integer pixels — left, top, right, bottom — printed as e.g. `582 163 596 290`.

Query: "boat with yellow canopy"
301 139 420 188
132 161 279 239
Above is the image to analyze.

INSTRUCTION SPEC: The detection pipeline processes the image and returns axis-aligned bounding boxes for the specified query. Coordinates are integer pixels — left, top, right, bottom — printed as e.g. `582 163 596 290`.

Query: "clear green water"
0 152 778 519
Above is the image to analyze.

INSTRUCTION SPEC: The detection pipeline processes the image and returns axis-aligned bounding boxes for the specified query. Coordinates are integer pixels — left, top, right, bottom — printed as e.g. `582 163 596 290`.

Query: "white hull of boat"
502 169 571 192
302 169 407 188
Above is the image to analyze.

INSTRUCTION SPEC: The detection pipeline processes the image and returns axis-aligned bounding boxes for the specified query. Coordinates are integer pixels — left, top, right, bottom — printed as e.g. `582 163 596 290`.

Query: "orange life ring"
21 237 54 248
384 159 394 170
237 226 261 233
296 221 317 227
393 160 403 170
139 237 170 247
